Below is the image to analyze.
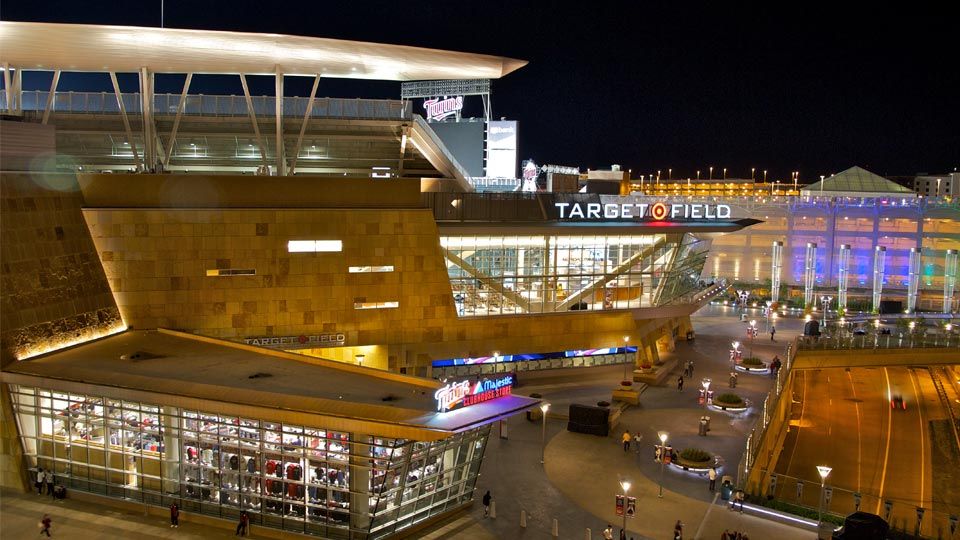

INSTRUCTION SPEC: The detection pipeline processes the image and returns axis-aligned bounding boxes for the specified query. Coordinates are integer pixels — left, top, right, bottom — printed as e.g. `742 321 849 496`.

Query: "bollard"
552 518 559 538
490 500 496 519
520 510 527 528
585 527 592 539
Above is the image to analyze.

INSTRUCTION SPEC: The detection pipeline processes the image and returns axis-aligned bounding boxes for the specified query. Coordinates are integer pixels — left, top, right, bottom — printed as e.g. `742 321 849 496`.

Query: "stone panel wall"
0 172 123 367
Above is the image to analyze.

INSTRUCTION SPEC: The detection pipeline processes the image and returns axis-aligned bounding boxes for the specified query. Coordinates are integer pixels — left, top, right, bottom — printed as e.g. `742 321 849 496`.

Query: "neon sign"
423 96 464 121
555 202 732 220
434 375 514 412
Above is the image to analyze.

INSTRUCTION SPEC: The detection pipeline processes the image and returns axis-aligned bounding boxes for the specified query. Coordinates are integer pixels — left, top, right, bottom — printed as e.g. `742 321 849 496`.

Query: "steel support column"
944 249 958 314
41 70 61 125
771 241 783 304
906 247 921 313
872 246 886 312
803 242 817 308
109 71 143 171
239 73 269 171
2 64 12 112
274 66 285 176
837 244 851 314
289 74 320 175
162 73 193 170
139 67 156 171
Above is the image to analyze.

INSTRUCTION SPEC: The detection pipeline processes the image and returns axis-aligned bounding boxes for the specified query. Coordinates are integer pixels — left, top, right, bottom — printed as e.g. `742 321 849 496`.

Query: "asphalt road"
774 366 945 531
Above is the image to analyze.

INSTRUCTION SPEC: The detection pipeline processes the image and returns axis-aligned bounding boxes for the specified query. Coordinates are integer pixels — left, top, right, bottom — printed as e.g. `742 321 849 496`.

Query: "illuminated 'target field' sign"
555 202 732 220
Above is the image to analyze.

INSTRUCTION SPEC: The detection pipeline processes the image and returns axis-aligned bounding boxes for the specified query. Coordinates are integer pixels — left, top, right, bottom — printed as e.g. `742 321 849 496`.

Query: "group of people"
169 503 249 535
601 524 636 540
770 355 782 377
721 529 750 540
34 468 66 501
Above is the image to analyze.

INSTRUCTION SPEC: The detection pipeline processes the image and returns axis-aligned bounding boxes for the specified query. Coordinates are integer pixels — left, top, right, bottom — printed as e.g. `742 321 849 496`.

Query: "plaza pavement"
0 305 814 540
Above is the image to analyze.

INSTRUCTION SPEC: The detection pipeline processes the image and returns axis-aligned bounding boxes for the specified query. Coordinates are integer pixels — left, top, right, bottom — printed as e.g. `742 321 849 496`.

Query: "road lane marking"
845 369 862 493
909 369 926 509
876 367 893 514
694 492 721 539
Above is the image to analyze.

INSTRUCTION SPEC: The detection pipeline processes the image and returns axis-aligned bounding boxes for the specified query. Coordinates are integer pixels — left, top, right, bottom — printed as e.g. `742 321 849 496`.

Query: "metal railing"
4 91 412 120
795 333 960 350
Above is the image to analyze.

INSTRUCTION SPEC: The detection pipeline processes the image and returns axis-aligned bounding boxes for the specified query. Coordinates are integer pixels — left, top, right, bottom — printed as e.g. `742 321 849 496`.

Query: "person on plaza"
708 466 717 491
770 326 776 341
677 375 684 392
729 372 737 388
47 472 56 497
603 524 614 540
39 513 52 537
655 445 662 462
674 519 684 539
633 432 643 452
170 502 180 528
43 469 53 496
688 360 694 377
622 430 632 452
235 510 249 536
35 467 44 494
619 528 627 540
730 488 745 512
721 530 730 540
482 490 492 517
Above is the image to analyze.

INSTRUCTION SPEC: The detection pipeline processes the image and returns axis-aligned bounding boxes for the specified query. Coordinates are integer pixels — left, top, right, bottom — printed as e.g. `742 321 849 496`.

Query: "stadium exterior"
0 22 738 539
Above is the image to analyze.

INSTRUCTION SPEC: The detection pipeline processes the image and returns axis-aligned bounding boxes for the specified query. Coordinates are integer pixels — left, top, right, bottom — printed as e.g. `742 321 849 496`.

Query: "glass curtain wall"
442 233 709 316
8 384 490 539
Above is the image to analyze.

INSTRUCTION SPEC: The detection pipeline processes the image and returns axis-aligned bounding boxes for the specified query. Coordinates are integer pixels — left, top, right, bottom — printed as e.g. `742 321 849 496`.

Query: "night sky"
4 1 958 180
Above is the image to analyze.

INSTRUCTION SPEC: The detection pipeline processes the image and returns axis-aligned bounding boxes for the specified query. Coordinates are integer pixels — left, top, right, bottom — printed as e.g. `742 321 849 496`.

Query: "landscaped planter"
669 448 715 472
735 358 769 374
709 393 749 413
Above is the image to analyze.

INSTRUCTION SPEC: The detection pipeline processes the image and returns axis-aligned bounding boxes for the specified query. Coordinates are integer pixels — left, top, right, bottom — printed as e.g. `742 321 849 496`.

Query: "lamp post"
730 341 741 365
540 403 550 464
817 465 832 532
749 320 757 358
765 300 773 332
493 351 500 374
709 166 713 180
622 336 631 382
620 479 631 535
657 431 668 498
723 167 727 179
701 378 711 408
355 354 365 367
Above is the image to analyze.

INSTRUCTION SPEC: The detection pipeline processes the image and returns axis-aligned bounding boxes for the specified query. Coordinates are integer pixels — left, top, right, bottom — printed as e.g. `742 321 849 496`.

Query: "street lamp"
709 166 714 180
723 167 727 179
765 300 773 332
622 336 631 381
493 351 500 374
749 320 757 358
817 465 832 531
657 431 669 497
620 479 631 535
540 403 550 464
701 378 712 408
355 354 365 367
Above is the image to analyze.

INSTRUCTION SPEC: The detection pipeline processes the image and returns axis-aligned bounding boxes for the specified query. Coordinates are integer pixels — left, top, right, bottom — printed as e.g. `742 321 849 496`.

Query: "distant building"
913 172 959 198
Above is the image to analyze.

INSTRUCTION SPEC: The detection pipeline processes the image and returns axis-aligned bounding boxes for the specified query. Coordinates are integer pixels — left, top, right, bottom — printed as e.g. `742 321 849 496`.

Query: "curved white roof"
0 21 527 80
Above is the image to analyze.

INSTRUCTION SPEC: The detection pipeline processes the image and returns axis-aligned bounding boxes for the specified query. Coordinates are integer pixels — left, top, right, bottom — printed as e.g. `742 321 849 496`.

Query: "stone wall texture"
0 172 123 367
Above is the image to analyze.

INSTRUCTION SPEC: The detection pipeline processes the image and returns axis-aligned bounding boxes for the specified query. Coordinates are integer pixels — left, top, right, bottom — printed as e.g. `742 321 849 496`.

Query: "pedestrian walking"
708 467 717 491
674 519 684 540
677 376 684 391
622 430 631 452
235 510 249 536
170 502 179 528
729 372 737 388
39 513 51 537
619 528 627 540
35 467 44 494
603 524 614 540
482 490 491 517
770 326 776 341
688 361 694 377
633 432 643 453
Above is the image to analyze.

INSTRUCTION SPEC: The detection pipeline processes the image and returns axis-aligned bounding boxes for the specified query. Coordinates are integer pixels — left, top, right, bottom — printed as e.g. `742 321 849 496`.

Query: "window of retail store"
8 384 490 540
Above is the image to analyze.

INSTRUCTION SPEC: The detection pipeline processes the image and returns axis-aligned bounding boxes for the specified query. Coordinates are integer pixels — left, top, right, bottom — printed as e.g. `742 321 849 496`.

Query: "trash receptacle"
740 313 747 321
720 482 733 501
698 415 710 436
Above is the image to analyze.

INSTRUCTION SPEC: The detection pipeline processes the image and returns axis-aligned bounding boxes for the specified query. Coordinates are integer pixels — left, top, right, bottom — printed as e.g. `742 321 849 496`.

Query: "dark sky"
4 1 958 180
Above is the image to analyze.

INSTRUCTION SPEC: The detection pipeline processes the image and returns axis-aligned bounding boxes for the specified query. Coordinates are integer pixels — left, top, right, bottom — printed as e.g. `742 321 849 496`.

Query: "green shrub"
753 497 845 526
679 448 712 463
715 393 745 406
740 357 764 366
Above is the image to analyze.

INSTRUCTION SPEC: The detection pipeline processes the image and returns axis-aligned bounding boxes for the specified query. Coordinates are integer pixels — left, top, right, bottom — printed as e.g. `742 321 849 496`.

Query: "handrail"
7 91 412 121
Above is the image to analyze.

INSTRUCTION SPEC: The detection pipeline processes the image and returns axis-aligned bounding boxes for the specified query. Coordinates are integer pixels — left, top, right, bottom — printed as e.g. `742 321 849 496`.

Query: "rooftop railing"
4 91 412 121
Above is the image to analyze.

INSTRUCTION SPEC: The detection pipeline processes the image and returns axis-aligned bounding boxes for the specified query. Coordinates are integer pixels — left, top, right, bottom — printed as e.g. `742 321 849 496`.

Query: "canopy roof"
0 329 537 441
801 166 916 197
0 21 527 80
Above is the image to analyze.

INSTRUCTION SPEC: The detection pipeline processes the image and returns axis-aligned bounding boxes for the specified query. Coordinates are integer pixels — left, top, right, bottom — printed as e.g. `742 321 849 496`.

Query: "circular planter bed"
669 448 715 472
735 357 769 374
709 392 749 412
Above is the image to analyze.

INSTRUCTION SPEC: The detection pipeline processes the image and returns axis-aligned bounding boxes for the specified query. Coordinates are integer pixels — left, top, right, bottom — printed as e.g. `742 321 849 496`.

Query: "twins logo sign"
434 375 514 412
423 96 464 121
